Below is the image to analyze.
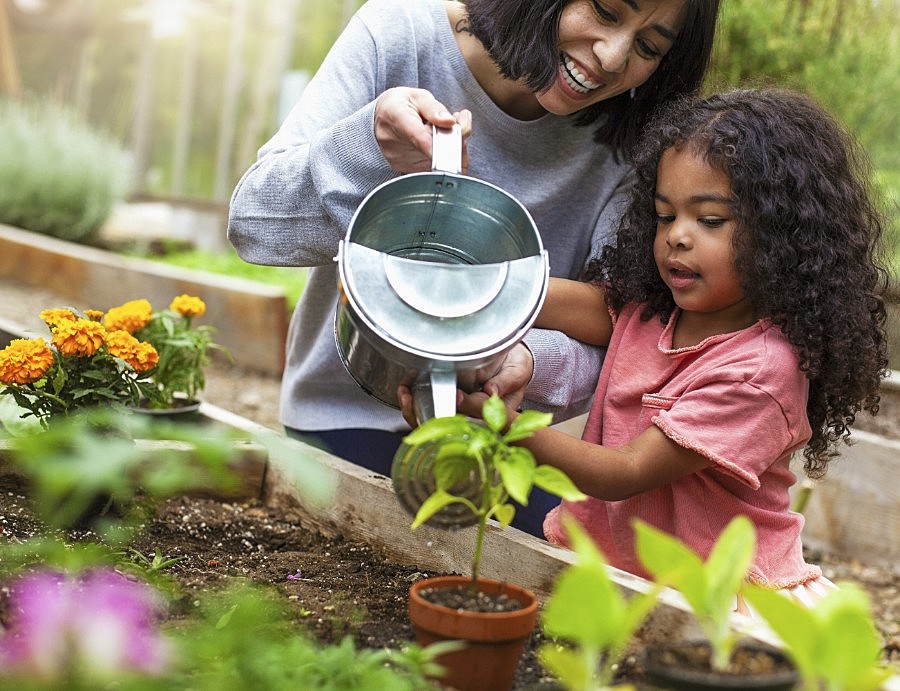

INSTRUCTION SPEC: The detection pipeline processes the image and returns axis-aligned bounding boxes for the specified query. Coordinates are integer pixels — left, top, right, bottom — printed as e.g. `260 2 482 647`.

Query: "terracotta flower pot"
642 641 799 690
408 575 539 691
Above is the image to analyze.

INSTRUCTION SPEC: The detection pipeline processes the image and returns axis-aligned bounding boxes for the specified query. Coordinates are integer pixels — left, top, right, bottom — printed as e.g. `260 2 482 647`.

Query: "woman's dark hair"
463 0 720 157
595 88 891 477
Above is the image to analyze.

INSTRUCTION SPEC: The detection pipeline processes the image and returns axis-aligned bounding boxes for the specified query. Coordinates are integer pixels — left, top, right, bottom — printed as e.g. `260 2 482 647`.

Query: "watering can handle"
412 369 457 423
432 124 462 174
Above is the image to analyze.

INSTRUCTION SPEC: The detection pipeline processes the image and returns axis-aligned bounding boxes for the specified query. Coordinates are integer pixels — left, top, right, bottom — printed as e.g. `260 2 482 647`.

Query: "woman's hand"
374 87 471 173
478 343 533 412
396 343 534 428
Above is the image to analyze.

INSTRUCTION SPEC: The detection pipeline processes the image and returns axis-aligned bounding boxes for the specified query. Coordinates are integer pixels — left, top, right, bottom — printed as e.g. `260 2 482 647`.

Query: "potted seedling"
743 579 893 690
395 393 585 691
634 516 799 690
539 515 661 690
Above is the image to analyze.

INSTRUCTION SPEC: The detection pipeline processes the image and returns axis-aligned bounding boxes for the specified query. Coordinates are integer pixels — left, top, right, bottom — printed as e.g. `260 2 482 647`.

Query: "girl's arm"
534 277 613 346
456 392 712 501
524 421 711 500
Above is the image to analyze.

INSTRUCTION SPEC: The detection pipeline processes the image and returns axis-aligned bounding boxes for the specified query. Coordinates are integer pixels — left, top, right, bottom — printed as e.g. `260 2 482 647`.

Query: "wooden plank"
792 430 900 568
259 432 811 649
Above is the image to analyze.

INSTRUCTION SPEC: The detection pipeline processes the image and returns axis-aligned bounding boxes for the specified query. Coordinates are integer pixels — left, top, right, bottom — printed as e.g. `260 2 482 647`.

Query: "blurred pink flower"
0 569 171 680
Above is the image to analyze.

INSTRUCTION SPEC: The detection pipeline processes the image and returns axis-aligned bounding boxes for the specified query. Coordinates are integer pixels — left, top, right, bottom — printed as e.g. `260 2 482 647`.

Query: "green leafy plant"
402 393 585 583
634 515 756 672
126 547 185 572
2 407 241 538
743 580 893 691
122 294 229 409
539 516 660 690
0 97 132 243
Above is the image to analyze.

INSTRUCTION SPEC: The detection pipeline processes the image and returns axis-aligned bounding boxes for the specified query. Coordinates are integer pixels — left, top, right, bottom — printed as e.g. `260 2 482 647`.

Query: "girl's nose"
666 222 692 249
594 33 630 74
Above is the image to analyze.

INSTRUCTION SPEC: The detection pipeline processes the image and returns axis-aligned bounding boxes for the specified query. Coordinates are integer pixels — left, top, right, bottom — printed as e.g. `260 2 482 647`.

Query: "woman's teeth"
562 55 600 94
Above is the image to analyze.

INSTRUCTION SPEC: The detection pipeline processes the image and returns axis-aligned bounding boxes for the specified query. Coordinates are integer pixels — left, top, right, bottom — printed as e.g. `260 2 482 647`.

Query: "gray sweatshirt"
228 0 632 433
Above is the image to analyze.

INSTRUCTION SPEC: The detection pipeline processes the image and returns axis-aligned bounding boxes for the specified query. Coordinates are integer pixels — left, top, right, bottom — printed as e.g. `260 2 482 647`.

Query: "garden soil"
1 276 899 687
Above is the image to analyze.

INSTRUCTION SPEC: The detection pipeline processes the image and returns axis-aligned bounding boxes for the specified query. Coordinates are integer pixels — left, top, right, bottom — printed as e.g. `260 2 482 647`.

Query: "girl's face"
538 0 686 115
653 146 755 332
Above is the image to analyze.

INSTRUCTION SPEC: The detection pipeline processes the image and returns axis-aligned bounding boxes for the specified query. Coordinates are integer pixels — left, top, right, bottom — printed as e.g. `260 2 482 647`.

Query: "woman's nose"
594 33 630 74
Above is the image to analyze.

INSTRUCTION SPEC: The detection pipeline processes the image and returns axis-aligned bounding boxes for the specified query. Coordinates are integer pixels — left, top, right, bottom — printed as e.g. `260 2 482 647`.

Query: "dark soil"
419 584 526 613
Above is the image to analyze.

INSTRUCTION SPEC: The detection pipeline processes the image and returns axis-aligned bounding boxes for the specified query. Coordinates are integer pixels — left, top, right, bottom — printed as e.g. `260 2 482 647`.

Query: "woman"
227 0 720 536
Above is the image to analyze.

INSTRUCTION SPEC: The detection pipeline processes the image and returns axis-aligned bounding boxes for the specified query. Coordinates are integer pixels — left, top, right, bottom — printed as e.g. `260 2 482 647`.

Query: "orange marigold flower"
0 338 55 385
170 294 206 317
52 318 106 357
105 330 158 372
40 308 78 329
104 299 153 334
83 309 105 322
132 342 159 373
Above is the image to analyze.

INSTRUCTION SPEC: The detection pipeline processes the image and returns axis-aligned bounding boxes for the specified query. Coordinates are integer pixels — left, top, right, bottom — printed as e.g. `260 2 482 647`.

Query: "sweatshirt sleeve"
522 329 605 421
227 9 397 267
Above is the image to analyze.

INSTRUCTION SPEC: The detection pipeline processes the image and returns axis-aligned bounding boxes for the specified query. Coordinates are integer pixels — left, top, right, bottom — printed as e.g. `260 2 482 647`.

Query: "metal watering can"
334 125 548 527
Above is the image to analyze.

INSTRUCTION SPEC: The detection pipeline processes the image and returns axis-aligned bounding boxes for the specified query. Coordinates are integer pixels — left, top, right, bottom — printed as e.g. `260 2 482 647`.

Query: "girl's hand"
374 88 471 173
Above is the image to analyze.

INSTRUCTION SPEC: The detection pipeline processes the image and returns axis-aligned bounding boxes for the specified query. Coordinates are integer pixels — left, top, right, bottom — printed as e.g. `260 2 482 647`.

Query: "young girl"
452 88 891 598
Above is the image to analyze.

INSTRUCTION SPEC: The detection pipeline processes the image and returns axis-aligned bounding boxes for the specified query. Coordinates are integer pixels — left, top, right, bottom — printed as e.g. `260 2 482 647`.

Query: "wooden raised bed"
0 224 289 376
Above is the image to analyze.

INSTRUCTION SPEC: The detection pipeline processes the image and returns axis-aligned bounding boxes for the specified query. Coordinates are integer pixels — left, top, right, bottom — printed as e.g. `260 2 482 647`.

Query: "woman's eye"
655 213 675 224
636 38 662 60
591 1 616 22
700 218 727 228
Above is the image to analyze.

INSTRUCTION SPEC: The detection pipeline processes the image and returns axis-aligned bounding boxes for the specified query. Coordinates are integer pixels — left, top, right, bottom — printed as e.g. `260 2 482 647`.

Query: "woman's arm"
535 278 613 346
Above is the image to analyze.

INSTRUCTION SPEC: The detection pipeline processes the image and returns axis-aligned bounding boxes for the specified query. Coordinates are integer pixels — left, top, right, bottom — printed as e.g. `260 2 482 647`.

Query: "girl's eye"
655 213 675 224
700 218 727 228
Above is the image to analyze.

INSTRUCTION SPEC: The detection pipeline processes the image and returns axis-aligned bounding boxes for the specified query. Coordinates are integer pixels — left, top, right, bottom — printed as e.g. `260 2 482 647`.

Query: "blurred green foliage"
0 97 132 242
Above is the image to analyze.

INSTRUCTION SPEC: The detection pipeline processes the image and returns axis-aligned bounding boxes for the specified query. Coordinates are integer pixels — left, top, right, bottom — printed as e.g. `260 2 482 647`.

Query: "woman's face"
538 0 686 115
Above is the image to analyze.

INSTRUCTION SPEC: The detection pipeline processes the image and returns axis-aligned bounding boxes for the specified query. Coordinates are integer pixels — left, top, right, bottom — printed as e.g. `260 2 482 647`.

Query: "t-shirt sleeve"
651 376 809 489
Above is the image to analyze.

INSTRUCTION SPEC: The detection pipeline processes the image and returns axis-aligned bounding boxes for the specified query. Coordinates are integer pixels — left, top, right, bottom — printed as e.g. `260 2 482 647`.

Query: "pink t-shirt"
543 303 822 589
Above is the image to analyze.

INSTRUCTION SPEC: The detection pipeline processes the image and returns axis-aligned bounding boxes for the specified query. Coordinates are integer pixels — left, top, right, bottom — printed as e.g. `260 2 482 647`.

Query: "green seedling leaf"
504 409 553 442
496 447 535 505
534 464 587 502
742 585 818 683
635 516 756 671
482 394 508 434
745 581 892 691
540 517 659 689
492 502 515 528
411 489 474 529
403 415 470 445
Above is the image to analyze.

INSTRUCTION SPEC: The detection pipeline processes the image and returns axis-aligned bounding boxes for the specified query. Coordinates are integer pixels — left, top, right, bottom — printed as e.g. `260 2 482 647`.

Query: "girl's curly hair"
593 88 891 477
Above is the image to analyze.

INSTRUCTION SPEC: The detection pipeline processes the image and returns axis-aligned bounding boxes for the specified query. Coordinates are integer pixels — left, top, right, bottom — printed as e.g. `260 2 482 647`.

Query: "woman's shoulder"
357 0 442 28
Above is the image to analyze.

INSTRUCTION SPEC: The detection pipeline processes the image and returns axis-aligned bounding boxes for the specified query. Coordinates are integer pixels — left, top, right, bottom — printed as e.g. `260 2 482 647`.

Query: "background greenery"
2 0 897 275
